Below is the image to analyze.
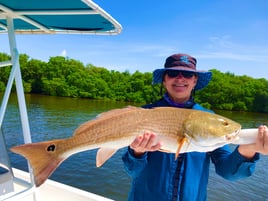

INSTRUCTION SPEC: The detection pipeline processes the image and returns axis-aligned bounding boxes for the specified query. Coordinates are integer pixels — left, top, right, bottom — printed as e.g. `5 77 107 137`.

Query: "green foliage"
196 69 268 113
0 53 12 92
1 53 268 113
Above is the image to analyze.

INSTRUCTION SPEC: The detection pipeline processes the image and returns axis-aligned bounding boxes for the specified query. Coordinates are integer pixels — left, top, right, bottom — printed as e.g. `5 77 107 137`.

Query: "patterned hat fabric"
153 53 212 90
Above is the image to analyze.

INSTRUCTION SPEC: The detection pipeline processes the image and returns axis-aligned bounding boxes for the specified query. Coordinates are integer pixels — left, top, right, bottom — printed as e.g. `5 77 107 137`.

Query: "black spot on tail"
47 144 56 152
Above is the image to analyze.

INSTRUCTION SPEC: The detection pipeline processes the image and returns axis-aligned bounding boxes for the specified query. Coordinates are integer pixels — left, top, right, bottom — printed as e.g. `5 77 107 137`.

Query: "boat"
0 1 122 200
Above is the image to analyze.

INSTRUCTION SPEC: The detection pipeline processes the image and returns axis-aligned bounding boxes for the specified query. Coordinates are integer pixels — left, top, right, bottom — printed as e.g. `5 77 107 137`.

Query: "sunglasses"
165 70 196 79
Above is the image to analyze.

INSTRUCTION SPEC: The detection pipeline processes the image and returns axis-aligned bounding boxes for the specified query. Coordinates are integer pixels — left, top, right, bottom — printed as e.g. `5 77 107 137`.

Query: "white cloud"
60 49 67 57
198 35 268 63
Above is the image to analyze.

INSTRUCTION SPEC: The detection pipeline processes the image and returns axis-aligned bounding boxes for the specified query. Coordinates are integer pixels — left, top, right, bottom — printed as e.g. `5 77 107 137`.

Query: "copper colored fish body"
11 106 241 187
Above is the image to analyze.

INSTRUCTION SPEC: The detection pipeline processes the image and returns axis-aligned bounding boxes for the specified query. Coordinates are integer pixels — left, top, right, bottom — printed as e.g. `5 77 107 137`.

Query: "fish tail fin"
10 139 65 187
176 137 187 158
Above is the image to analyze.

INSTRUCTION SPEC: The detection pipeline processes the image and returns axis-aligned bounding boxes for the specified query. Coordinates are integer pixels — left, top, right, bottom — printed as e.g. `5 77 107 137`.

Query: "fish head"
183 111 241 148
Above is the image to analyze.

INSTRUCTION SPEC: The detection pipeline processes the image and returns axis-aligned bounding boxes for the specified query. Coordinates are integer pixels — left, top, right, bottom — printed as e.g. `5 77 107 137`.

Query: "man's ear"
193 75 198 87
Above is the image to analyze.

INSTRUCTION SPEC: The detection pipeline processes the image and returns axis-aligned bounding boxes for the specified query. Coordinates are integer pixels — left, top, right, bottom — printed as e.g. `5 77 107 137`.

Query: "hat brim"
153 68 212 90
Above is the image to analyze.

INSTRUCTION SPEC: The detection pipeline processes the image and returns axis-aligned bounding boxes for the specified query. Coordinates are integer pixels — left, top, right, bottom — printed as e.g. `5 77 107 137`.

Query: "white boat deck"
1 169 114 201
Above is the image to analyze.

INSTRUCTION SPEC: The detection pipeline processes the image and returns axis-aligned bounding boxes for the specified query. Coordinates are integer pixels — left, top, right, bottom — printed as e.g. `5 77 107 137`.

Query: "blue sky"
0 0 267 79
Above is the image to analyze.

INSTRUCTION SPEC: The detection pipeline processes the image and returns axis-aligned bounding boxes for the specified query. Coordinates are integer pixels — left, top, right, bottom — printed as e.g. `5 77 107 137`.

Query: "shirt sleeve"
122 146 148 178
211 145 260 181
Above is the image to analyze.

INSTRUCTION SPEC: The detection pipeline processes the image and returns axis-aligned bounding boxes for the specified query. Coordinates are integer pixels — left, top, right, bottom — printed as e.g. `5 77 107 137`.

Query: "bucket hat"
153 53 212 90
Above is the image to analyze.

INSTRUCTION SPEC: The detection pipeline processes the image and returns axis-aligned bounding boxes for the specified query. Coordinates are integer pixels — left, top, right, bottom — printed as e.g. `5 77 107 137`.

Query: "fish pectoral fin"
159 148 172 153
175 137 187 159
96 148 118 167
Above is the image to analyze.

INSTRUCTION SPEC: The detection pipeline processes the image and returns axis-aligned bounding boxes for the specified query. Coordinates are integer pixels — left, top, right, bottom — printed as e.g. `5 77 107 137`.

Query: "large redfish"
11 106 243 187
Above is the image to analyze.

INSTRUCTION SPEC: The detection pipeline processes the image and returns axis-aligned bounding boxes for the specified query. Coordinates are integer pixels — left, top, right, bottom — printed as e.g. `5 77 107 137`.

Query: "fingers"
130 134 144 150
235 125 268 159
130 131 162 156
257 125 268 154
258 125 265 147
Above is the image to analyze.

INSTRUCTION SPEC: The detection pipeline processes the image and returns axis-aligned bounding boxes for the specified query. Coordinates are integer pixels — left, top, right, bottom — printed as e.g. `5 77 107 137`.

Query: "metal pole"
6 16 38 200
0 54 17 127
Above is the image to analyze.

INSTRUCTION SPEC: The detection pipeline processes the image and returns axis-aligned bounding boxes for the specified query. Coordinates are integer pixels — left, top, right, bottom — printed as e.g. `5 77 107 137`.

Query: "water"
2 94 268 201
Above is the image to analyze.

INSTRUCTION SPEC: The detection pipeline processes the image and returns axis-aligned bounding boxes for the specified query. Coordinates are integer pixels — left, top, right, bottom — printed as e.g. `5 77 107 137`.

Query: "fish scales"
10 106 242 187
73 107 186 145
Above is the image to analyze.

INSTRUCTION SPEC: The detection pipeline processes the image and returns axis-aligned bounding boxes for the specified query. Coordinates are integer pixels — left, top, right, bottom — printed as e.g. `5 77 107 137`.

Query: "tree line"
0 52 267 113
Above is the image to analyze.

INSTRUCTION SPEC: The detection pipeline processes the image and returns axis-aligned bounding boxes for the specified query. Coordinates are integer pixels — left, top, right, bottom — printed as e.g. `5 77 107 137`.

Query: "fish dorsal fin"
96 148 118 167
96 106 140 119
73 106 142 136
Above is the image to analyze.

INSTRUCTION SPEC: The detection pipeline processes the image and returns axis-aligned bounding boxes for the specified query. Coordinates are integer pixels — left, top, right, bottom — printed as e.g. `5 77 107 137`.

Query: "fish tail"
10 139 65 187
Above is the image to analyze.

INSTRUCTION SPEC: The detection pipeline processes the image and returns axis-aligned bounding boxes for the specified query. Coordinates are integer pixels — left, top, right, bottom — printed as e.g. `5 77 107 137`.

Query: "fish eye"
223 121 229 126
219 118 229 126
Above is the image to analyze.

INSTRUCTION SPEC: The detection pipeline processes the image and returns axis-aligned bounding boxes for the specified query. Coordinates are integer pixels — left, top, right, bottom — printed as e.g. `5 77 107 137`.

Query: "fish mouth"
224 129 241 142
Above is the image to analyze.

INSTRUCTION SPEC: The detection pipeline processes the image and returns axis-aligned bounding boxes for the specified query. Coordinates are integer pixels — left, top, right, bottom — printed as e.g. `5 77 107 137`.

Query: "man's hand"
238 125 268 159
130 131 162 157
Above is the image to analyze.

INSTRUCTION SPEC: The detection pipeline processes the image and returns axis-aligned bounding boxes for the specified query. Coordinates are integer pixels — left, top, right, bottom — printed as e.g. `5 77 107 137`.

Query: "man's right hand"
130 131 162 157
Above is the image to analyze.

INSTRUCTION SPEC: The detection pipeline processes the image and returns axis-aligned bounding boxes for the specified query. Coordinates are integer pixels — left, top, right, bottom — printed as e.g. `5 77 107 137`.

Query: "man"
122 53 268 201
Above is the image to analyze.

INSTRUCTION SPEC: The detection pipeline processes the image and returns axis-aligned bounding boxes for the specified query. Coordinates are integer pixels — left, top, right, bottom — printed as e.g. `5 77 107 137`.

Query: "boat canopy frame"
0 0 122 35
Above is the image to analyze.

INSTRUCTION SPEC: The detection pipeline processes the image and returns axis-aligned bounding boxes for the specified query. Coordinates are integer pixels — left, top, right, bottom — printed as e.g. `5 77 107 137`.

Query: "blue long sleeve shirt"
122 98 260 201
